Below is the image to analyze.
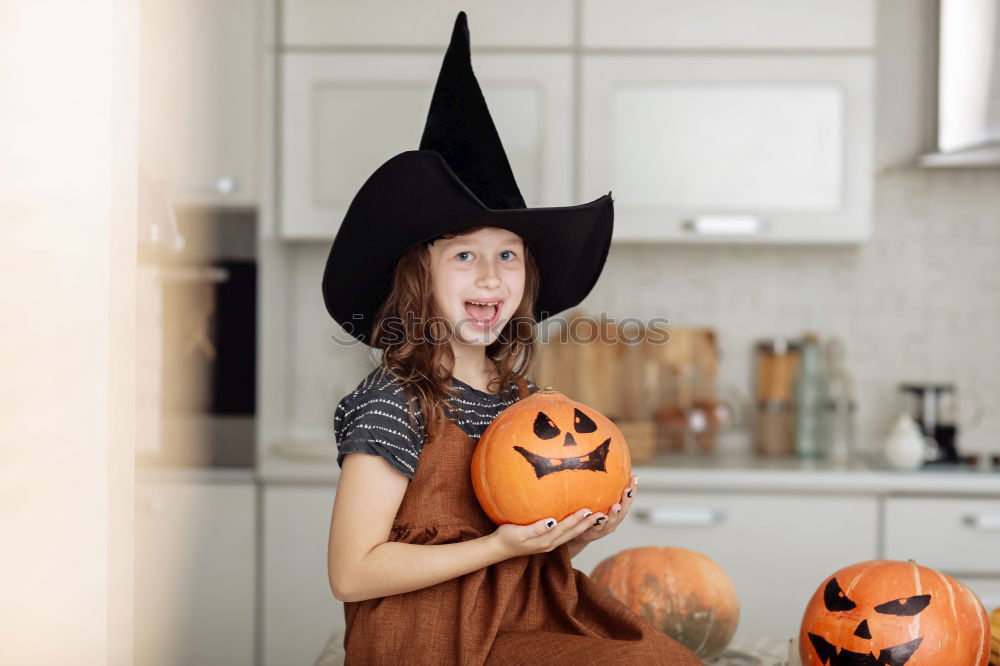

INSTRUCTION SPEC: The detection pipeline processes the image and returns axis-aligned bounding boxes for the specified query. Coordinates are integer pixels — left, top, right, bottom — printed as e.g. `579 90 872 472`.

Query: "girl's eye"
499 250 517 261
456 251 473 261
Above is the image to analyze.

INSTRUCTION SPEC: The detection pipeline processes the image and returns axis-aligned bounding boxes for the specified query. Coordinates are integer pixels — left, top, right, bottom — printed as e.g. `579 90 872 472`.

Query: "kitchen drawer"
884 497 1000 575
572 492 878 639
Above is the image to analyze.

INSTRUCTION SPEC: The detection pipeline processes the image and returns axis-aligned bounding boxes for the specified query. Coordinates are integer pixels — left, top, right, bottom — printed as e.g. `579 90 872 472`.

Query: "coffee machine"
898 383 959 464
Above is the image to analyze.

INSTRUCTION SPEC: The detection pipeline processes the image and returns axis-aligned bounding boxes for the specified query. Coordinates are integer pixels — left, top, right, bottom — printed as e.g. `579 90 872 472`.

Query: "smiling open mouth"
464 300 502 327
808 633 923 666
512 439 611 479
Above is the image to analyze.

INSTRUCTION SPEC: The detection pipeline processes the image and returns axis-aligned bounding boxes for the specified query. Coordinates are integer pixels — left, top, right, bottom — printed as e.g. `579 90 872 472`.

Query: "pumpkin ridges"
590 546 739 660
957 574 989 666
471 442 509 525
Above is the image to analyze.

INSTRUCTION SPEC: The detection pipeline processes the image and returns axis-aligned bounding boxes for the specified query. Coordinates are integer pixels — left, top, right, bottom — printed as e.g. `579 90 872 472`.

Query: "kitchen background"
132 0 1000 665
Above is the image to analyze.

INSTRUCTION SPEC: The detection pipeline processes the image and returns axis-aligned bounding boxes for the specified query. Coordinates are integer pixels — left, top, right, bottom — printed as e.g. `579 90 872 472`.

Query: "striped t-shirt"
334 366 539 480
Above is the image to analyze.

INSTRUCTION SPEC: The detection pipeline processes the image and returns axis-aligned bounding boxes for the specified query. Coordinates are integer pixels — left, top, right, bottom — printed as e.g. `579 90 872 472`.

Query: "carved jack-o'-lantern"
471 387 631 525
799 559 991 666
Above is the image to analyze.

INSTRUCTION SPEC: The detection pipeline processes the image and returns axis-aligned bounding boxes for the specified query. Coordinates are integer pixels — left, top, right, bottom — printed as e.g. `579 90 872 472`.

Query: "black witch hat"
322 11 614 345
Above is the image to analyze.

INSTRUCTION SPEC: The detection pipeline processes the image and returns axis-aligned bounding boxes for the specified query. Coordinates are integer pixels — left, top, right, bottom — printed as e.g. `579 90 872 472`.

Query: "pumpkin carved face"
513 407 611 478
471 388 630 525
799 559 991 666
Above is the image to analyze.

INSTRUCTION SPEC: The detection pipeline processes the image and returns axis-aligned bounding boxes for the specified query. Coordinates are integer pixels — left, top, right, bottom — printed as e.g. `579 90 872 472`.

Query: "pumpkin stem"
538 386 559 394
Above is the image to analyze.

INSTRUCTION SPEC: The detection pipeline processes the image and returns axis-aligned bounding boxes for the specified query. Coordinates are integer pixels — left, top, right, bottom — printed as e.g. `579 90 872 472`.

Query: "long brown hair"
369 226 539 438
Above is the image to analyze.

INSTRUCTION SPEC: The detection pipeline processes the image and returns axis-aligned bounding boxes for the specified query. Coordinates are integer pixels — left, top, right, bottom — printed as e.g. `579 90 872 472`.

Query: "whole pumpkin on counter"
590 546 739 660
471 387 630 525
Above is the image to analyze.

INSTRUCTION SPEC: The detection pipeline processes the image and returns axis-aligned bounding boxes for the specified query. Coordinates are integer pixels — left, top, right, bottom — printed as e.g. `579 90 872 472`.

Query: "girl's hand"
492 507 603 558
566 474 638 556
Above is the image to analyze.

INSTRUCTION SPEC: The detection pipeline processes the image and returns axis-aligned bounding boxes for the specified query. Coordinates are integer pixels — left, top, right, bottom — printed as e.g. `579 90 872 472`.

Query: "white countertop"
255 441 1000 496
136 465 256 484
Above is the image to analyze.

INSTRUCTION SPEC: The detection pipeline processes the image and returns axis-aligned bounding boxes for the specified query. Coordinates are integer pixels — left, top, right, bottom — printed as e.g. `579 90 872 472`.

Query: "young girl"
322 12 701 665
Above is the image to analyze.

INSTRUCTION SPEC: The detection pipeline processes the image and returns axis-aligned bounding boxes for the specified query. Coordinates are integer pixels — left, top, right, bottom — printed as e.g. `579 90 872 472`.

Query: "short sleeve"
334 373 425 481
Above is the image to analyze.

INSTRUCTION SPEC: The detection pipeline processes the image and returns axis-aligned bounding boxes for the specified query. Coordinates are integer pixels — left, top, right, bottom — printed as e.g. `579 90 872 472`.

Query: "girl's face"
427 226 525 348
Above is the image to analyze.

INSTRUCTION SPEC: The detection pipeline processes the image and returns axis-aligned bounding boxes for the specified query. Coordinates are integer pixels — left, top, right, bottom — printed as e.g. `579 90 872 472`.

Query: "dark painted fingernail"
626 488 633 498
594 517 606 526
545 519 556 529
614 506 622 513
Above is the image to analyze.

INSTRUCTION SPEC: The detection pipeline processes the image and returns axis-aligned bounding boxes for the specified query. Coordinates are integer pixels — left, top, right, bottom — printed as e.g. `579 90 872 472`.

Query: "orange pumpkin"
800 559 991 666
471 387 630 525
590 546 739 660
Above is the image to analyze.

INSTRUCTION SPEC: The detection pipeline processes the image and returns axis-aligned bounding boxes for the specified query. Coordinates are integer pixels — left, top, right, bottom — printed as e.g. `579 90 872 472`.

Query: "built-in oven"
136 202 256 468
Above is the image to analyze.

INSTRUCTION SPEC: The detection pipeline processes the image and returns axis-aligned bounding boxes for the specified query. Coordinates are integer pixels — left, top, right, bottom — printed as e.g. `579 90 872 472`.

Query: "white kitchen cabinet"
282 0 574 48
884 496 1000 625
257 459 1000 650
280 53 574 239
571 491 879 639
263 484 342 666
581 0 875 50
134 480 256 666
139 0 257 207
883 496 1000 575
581 54 874 243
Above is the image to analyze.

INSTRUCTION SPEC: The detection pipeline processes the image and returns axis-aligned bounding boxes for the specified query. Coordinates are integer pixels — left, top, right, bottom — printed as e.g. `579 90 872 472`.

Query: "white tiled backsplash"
291 166 1000 458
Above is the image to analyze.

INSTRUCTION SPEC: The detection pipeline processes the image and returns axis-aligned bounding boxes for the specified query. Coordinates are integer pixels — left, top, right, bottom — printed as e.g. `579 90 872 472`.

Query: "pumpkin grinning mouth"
807 632 922 666
512 438 611 479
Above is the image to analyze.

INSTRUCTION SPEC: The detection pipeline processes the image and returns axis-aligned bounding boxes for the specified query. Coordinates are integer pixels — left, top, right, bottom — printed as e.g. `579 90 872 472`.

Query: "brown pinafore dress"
342 379 703 665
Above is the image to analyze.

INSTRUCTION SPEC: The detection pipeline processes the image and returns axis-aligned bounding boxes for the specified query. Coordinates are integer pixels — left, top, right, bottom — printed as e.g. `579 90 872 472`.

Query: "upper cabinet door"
582 0 875 49
581 55 874 243
280 53 574 239
283 0 574 47
139 0 258 208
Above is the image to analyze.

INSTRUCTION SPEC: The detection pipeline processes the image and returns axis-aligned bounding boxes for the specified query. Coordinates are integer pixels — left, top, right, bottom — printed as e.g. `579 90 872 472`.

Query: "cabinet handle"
215 176 238 194
961 513 1000 531
682 215 767 235
634 507 724 527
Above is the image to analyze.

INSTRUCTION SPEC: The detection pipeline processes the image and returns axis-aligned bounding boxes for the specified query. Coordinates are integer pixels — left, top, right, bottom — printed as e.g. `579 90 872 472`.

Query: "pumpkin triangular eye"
533 411 560 439
574 408 597 433
823 577 856 612
875 594 931 616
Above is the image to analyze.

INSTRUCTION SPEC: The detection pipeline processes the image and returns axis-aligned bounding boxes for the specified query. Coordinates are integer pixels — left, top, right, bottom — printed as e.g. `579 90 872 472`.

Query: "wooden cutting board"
531 310 718 456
